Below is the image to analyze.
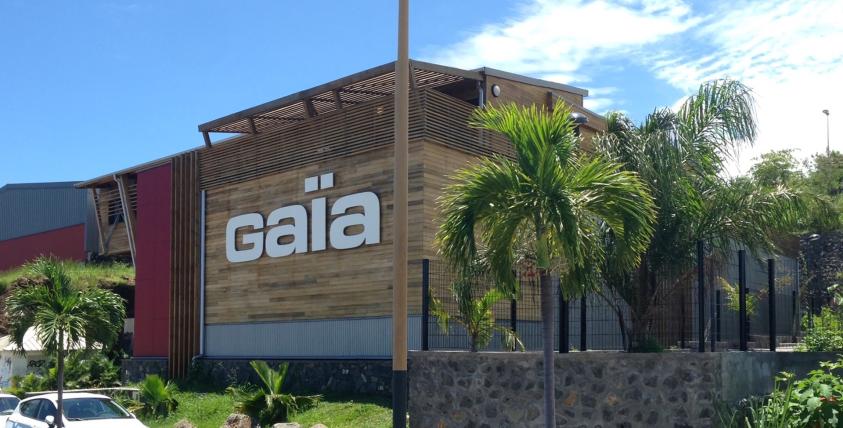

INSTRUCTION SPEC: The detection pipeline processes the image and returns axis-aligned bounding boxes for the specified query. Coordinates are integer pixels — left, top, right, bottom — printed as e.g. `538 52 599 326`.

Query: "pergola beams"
196 60 474 141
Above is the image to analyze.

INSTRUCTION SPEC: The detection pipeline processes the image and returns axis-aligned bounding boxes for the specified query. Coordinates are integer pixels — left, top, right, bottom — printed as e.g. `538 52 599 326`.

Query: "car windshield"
0 397 19 413
62 398 132 421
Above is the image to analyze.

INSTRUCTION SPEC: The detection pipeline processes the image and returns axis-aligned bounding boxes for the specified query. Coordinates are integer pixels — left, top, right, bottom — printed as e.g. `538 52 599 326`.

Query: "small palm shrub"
430 277 524 352
228 361 320 426
130 374 179 418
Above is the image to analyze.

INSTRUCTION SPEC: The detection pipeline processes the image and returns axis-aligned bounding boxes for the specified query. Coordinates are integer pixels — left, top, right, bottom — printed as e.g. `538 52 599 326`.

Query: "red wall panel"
0 224 86 271
133 164 172 357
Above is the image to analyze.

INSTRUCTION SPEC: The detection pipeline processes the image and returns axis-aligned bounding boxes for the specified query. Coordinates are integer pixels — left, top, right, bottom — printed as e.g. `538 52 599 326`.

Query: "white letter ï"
330 191 380 249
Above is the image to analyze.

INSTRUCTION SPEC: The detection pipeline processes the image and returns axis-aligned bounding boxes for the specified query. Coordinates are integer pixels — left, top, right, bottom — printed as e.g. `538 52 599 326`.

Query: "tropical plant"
719 357 843 427
228 361 320 426
749 149 841 232
718 277 760 316
129 374 179 418
436 103 655 427
798 305 843 352
4 257 126 427
429 268 524 352
593 80 806 349
5 351 121 397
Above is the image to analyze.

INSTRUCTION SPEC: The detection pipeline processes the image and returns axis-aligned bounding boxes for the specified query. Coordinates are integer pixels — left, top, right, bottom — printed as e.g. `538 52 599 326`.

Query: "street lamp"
823 109 830 155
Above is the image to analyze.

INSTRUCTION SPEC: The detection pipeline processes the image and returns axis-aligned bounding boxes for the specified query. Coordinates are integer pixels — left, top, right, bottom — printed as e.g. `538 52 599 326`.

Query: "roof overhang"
197 60 483 138
477 67 589 97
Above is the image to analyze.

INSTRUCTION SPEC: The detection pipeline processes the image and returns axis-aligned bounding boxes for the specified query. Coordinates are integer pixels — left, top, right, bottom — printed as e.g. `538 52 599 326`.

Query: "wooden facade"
77 61 604 375
169 153 200 378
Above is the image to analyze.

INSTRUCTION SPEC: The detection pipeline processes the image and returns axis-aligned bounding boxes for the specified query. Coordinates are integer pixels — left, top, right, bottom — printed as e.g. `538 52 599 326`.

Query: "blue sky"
1 0 840 186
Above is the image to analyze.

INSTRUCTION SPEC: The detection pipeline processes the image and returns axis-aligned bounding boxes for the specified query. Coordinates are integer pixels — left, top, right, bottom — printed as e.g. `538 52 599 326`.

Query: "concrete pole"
392 0 409 426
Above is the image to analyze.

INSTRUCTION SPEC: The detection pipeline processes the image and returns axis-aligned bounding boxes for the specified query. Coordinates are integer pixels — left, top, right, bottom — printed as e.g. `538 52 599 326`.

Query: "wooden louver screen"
169 152 200 378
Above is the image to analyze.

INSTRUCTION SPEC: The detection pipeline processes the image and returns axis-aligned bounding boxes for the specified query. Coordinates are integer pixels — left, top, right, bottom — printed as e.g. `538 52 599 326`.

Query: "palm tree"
5 258 125 428
593 80 805 348
437 103 655 427
429 272 524 352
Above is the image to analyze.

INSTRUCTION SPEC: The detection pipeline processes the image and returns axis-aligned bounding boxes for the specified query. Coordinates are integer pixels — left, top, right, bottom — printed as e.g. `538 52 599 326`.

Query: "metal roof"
0 181 93 242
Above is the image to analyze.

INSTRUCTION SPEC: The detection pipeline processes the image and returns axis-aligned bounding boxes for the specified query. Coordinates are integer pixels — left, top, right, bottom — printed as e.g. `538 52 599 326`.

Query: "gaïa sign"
225 172 380 263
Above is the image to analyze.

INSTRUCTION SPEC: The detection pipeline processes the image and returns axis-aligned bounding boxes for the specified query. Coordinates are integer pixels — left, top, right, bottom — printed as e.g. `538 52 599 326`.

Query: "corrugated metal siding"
205 316 422 358
0 182 89 242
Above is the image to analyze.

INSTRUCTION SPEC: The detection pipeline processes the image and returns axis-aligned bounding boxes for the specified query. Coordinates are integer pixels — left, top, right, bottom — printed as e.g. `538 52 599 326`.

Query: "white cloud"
424 0 698 79
423 0 843 174
650 0 843 174
582 86 619 112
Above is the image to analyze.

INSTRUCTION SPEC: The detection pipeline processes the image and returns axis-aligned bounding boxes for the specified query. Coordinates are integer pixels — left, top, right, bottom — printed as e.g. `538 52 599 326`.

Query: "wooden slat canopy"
197 60 480 138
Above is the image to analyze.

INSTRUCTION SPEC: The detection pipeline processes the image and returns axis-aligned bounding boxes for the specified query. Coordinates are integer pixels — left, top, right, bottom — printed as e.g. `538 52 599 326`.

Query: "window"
63 398 131 421
36 400 56 421
0 397 19 412
18 399 41 419
0 396 20 415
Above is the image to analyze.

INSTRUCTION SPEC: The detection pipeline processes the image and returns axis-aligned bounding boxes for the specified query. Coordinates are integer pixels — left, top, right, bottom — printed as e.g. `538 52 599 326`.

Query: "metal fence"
421 245 802 353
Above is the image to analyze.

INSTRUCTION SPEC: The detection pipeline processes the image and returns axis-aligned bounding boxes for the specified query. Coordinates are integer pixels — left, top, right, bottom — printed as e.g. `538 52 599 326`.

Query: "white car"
5 392 147 428
0 394 21 425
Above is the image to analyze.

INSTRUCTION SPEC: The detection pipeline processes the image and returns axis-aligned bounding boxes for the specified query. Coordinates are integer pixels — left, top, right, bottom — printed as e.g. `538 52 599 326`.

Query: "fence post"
710 284 716 352
715 289 721 343
697 240 705 353
580 295 587 351
559 290 569 353
680 293 686 348
738 249 748 351
510 298 517 337
421 259 430 351
791 289 797 342
768 258 776 352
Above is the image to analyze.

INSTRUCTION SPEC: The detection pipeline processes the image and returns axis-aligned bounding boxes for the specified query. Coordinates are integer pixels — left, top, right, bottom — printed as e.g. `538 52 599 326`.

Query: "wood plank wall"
169 152 200 378
93 184 133 255
199 94 425 191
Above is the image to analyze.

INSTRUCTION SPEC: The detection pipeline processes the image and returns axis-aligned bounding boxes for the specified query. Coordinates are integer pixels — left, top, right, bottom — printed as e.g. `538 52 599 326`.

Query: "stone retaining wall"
193 358 392 396
408 351 838 427
121 357 168 383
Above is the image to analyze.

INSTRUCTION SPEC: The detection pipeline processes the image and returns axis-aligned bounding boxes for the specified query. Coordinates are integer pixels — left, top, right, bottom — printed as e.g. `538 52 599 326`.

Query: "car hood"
66 418 148 428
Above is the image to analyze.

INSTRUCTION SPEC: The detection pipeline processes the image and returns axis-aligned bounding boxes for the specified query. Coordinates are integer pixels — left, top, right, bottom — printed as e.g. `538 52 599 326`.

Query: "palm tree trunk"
539 270 556 428
56 329 64 428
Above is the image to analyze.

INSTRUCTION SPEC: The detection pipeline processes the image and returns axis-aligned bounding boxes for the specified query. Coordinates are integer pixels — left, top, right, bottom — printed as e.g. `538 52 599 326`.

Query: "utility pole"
823 109 830 155
392 0 409 426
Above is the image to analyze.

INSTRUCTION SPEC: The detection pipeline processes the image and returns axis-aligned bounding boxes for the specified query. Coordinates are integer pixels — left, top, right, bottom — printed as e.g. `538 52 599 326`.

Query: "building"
0 182 98 271
76 61 606 378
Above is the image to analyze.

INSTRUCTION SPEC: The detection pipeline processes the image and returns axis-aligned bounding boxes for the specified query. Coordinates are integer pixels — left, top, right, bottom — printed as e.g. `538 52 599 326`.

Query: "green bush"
5 351 121 397
630 335 664 353
129 375 179 418
227 361 320 426
798 307 843 352
719 356 843 427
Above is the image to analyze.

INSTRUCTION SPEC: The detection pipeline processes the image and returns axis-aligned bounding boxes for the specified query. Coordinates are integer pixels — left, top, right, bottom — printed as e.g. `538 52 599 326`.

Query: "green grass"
0 260 134 290
141 391 235 428
139 391 391 428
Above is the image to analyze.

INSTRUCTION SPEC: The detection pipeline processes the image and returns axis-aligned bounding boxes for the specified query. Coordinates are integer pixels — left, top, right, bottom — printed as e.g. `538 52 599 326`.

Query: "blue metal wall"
0 182 96 251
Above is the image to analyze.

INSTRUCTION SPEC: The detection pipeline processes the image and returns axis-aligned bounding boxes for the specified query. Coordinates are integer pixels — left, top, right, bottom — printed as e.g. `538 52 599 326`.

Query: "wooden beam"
203 132 212 148
332 90 343 109
114 174 137 266
247 117 258 134
303 98 318 118
89 189 105 255
410 59 483 81
198 61 397 132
